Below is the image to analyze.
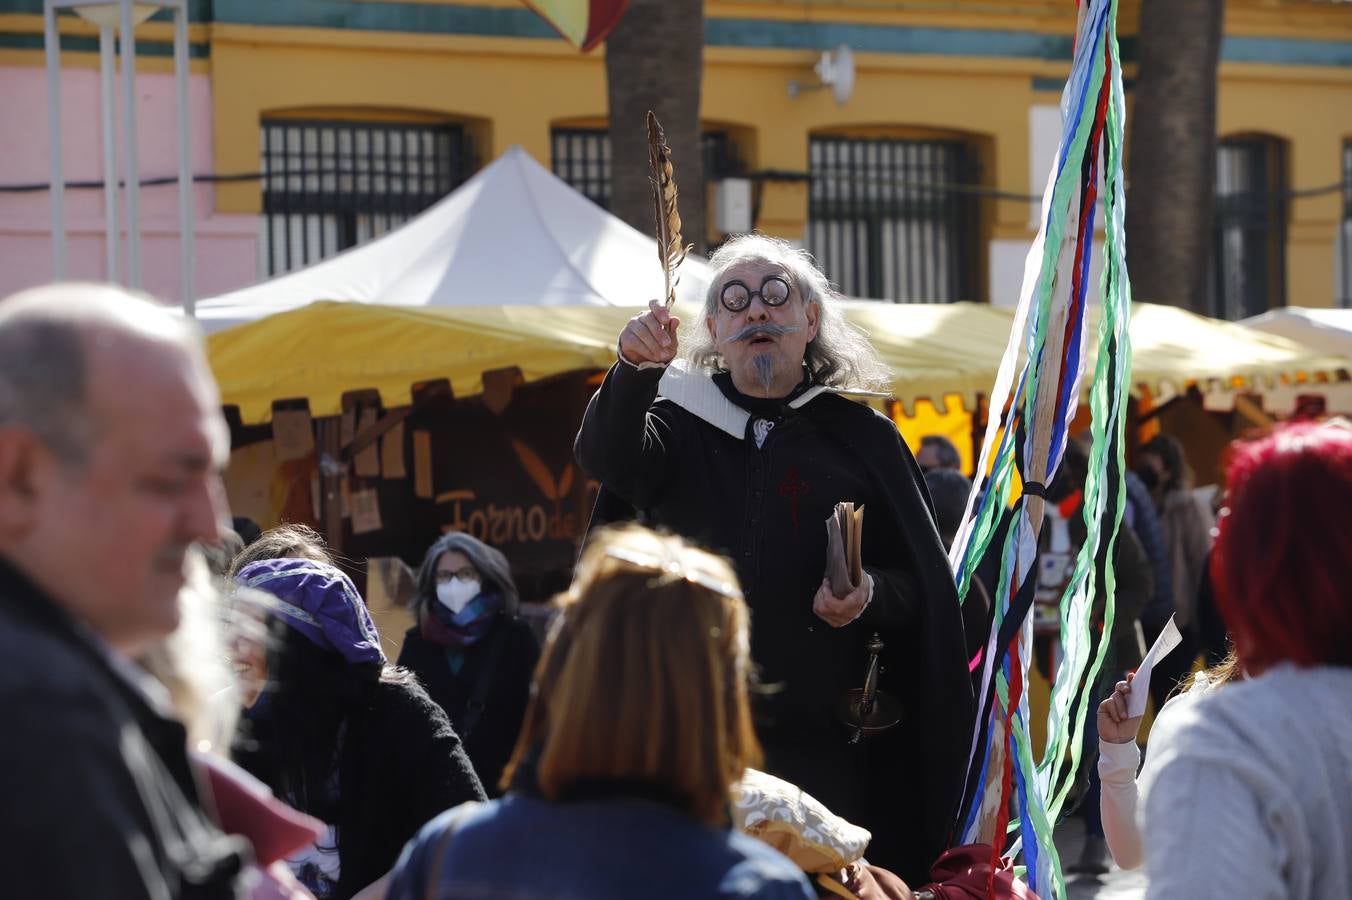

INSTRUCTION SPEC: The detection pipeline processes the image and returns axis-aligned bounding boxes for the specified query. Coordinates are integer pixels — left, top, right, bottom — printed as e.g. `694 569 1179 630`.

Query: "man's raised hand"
619 299 680 366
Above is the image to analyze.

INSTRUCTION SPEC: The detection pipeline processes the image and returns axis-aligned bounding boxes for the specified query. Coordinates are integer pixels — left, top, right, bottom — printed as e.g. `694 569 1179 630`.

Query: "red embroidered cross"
777 466 810 527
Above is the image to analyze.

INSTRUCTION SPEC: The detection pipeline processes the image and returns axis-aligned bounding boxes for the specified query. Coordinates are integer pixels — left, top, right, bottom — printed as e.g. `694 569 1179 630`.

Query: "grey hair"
415 531 521 617
0 283 201 466
682 234 892 393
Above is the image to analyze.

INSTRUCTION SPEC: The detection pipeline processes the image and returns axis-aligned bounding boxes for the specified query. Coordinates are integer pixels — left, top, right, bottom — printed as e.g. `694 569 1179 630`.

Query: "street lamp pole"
42 3 65 279
173 3 193 314
98 24 119 283
44 0 196 314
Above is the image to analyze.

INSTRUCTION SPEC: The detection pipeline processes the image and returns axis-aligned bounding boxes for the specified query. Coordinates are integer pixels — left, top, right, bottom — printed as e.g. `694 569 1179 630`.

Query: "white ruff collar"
655 359 840 440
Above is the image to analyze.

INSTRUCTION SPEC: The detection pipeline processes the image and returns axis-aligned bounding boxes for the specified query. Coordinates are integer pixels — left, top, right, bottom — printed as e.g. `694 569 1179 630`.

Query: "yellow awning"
208 299 1347 424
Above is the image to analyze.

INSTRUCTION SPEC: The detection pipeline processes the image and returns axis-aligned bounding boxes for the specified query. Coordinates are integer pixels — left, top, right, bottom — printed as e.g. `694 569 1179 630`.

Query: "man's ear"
806 301 821 342
0 428 41 535
706 314 717 343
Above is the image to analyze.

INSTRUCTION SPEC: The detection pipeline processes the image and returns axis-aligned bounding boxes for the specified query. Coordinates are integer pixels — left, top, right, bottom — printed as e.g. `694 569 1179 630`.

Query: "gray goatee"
753 354 776 393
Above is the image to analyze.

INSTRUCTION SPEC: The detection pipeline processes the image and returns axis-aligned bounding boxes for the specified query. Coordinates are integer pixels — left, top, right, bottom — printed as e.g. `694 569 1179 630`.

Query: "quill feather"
646 111 692 311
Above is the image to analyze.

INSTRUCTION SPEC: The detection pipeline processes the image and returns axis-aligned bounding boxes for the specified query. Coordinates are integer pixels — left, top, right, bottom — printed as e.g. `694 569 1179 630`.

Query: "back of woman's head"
233 560 387 813
229 523 333 577
234 557 388 688
1213 422 1352 670
506 525 761 825
415 531 520 616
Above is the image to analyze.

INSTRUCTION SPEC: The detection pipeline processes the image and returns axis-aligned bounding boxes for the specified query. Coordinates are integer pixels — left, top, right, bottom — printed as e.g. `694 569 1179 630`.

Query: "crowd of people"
0 238 1348 900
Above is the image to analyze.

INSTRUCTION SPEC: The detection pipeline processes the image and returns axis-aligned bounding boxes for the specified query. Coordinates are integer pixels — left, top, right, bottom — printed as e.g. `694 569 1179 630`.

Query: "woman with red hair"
1138 422 1352 899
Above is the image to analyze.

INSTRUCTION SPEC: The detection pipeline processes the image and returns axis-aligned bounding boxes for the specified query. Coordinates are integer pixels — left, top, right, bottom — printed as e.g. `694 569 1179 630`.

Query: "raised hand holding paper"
1126 615 1183 718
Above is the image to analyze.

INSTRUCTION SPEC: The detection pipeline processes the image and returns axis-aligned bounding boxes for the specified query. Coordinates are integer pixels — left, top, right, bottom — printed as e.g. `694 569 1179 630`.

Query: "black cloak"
575 360 975 884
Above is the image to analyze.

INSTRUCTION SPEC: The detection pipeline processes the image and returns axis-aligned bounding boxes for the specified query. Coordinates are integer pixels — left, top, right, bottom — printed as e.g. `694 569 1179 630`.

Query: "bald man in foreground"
0 285 247 898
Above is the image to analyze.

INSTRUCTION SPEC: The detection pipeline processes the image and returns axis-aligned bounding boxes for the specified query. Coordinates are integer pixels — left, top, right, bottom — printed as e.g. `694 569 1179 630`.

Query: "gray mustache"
729 322 803 343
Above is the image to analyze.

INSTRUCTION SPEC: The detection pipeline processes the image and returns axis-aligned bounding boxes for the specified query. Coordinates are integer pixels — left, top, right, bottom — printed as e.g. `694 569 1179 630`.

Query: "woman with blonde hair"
384 525 813 900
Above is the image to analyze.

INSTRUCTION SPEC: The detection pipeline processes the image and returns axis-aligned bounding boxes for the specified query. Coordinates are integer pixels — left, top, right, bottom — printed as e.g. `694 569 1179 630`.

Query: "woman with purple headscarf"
397 532 541 796
231 558 485 900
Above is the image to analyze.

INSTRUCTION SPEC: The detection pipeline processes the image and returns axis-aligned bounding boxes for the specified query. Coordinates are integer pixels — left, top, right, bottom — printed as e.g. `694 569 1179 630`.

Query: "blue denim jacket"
385 793 814 900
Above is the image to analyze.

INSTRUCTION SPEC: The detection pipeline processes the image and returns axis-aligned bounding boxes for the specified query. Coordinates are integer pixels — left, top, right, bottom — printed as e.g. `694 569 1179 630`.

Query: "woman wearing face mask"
397 532 541 796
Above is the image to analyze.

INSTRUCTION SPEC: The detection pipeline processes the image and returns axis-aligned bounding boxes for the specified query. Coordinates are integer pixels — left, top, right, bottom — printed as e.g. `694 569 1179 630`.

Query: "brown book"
824 501 865 597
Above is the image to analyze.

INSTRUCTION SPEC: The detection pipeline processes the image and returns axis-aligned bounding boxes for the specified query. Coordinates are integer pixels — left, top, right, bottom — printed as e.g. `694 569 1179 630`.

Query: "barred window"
550 127 741 212
260 119 475 275
1211 136 1288 320
807 136 981 302
551 128 612 208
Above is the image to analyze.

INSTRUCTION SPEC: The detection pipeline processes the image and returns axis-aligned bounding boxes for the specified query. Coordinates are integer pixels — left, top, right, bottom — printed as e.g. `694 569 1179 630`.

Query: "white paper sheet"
270 409 315 462
351 488 383 535
1127 615 1183 718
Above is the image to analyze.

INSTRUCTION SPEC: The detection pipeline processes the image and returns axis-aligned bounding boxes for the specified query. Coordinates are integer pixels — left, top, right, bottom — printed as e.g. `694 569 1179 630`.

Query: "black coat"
575 362 975 884
332 677 485 898
0 556 248 899
397 616 540 796
236 673 486 899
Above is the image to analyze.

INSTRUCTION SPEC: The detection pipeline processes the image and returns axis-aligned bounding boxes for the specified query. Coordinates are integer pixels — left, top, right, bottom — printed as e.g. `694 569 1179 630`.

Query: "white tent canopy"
1241 307 1352 361
1234 307 1352 413
194 146 712 333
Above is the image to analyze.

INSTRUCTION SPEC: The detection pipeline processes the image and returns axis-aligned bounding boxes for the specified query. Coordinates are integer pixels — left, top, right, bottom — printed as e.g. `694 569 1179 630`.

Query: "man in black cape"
575 234 974 884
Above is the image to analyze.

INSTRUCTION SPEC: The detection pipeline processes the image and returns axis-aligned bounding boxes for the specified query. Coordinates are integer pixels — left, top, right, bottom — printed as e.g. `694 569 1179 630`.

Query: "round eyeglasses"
719 275 792 313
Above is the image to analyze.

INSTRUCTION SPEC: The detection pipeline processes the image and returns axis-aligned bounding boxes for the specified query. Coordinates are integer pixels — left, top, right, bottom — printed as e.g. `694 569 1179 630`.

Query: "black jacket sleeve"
856 409 940 632
832 404 973 883
1 691 186 900
394 680 487 821
341 679 487 897
574 361 675 510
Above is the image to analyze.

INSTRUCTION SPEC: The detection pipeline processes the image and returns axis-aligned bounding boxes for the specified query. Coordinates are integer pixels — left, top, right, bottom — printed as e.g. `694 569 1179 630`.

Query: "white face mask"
436 577 481 614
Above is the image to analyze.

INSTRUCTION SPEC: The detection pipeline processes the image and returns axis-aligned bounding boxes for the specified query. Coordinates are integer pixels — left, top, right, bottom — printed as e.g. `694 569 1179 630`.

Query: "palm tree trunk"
605 0 707 253
1125 0 1225 313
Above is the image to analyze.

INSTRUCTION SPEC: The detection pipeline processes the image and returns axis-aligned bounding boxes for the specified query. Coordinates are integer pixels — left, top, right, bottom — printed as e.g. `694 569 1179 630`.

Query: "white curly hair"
682 234 891 393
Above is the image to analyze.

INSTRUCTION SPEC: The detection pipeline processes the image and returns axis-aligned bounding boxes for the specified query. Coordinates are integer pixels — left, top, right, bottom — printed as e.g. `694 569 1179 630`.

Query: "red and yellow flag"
523 0 629 52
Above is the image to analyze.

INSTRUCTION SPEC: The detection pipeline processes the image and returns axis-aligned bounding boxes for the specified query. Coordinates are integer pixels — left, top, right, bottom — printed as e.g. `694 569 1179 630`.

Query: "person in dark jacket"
1122 469 1172 638
1137 433 1215 711
1040 440 1153 875
397 532 540 795
233 558 486 900
925 466 991 669
574 234 973 884
0 284 249 898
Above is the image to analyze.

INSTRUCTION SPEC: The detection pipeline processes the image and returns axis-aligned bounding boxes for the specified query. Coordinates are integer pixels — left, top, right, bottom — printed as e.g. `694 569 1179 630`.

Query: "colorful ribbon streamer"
946 0 1133 894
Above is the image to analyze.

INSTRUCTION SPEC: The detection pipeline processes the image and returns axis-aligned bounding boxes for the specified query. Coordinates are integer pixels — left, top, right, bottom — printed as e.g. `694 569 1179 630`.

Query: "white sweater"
1139 665 1352 900
1096 673 1214 870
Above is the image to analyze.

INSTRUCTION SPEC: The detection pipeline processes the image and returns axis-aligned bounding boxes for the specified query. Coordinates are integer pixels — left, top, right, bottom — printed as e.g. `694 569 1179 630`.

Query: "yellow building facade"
3 0 1350 310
